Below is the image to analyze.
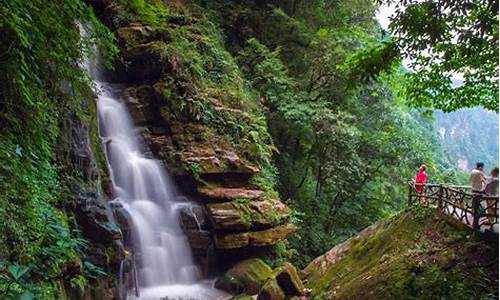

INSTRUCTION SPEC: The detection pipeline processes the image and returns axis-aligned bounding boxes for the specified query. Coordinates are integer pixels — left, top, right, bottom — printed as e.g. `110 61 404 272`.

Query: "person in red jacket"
415 164 428 205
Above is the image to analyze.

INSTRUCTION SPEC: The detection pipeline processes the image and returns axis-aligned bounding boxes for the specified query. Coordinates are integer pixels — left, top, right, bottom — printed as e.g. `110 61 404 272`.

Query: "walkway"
408 182 499 233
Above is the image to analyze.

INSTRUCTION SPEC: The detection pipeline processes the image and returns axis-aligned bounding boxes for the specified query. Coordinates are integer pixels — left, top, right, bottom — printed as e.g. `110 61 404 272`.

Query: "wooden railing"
408 182 499 232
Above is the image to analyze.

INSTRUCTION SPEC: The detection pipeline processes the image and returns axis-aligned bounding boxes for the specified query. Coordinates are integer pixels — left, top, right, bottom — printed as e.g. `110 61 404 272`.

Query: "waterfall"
80 24 227 300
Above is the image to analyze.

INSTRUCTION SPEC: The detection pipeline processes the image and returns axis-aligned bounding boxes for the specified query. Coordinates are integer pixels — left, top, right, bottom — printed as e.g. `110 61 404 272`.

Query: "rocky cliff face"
56 96 124 299
89 0 296 273
435 108 499 172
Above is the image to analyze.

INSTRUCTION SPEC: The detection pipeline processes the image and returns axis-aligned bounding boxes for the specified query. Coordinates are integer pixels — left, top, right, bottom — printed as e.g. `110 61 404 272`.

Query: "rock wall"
56 104 124 299
89 0 296 272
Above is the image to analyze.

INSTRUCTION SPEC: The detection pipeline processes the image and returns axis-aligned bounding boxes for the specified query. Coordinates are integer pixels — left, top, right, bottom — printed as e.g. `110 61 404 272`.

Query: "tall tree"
380 0 499 112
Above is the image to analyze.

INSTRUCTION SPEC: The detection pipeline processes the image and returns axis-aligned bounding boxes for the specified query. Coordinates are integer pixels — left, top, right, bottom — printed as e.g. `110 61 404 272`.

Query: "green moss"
0 1 117 297
216 258 274 294
305 207 498 299
187 162 201 180
233 202 253 226
250 164 279 199
115 0 169 27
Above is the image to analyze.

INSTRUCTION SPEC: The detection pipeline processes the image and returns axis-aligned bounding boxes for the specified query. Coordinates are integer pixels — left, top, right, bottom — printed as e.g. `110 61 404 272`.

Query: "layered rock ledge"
92 0 296 267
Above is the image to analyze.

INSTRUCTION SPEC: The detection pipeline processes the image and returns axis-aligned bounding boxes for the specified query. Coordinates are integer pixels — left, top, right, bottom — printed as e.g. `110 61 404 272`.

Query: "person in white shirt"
470 162 486 193
484 167 499 196
483 167 499 224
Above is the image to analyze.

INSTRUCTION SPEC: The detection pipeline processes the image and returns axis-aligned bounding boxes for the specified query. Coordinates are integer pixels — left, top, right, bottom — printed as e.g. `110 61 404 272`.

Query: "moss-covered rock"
275 262 304 296
207 199 291 231
214 231 250 249
92 0 297 269
303 207 499 300
257 278 285 300
215 224 297 249
215 258 274 295
198 187 264 202
248 224 297 247
228 295 254 300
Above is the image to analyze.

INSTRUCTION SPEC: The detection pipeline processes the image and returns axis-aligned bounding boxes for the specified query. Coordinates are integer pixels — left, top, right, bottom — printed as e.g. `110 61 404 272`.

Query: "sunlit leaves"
379 0 499 111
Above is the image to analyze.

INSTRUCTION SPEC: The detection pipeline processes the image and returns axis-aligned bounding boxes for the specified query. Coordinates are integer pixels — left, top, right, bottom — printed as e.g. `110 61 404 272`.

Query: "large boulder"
227 295 254 300
215 258 274 295
275 262 305 296
302 208 499 300
257 278 285 300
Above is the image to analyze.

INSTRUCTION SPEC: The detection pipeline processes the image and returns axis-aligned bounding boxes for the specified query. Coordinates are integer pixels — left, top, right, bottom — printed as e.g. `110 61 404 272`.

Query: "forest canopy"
379 0 499 112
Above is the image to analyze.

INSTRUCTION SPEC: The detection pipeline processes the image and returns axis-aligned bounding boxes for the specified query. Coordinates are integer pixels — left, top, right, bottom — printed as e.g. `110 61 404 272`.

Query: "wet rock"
75 192 122 244
185 230 212 249
113 206 132 243
257 278 285 300
122 86 161 125
120 41 172 82
198 187 264 201
215 258 274 295
175 141 260 176
275 262 305 296
179 204 209 230
207 199 292 231
208 201 251 231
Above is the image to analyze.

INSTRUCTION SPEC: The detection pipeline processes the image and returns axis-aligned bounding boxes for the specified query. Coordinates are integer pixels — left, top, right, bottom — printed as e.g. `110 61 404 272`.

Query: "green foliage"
211 0 464 268
153 6 276 166
380 0 499 112
0 0 116 298
114 0 169 27
187 162 202 181
261 241 297 269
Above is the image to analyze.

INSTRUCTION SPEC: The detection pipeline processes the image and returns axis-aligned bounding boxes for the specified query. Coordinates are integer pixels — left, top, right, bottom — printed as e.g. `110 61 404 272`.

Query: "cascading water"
81 25 227 300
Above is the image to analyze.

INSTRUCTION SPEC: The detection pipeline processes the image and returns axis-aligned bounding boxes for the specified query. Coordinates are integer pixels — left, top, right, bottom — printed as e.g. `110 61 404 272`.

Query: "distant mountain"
435 107 499 173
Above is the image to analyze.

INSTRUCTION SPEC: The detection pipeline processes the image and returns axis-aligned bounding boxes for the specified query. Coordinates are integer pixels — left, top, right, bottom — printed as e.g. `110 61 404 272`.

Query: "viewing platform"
408 182 499 234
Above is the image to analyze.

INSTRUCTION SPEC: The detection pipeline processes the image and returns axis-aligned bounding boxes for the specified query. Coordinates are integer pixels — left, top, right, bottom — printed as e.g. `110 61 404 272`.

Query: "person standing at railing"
484 167 499 196
415 164 428 205
483 167 499 224
470 162 487 194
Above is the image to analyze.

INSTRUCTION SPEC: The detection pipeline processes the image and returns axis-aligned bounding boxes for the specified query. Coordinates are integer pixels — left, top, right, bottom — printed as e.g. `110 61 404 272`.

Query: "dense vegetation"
0 0 497 298
0 1 116 298
201 0 471 266
380 0 498 112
